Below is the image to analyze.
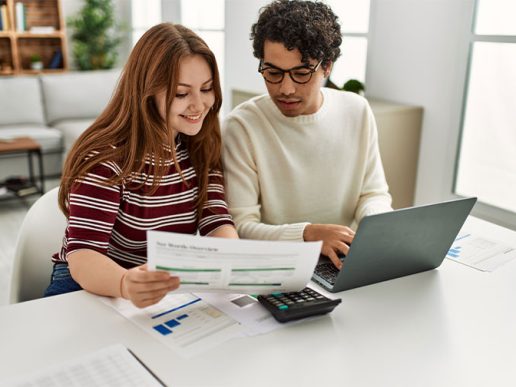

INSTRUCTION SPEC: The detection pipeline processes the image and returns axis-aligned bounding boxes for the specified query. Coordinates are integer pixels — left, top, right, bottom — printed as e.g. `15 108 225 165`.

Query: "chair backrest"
9 187 66 303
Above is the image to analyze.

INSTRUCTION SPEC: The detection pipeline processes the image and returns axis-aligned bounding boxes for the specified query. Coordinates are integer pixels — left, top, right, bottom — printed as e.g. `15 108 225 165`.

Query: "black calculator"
257 287 341 323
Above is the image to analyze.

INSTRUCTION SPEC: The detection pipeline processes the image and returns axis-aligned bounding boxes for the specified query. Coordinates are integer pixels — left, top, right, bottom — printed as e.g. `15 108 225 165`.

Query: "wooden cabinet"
0 0 67 75
369 99 423 209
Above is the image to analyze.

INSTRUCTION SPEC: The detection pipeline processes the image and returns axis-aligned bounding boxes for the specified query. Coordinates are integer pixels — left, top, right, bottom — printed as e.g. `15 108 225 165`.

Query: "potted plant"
342 79 365 95
325 77 366 96
30 54 43 71
68 0 122 70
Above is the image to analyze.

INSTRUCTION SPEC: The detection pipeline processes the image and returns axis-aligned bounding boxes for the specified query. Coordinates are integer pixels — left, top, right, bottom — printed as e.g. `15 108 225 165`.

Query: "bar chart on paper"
101 293 244 358
446 233 516 271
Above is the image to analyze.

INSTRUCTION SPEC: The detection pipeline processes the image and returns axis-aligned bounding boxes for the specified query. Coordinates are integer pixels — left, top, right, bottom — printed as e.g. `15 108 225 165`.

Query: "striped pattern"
53 140 234 268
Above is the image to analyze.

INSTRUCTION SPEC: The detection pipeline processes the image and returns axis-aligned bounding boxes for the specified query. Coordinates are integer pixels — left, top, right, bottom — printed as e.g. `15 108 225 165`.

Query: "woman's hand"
303 224 355 270
121 264 180 308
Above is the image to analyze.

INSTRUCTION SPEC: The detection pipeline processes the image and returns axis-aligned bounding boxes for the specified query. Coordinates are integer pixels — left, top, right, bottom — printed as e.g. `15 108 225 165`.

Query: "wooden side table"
0 137 45 198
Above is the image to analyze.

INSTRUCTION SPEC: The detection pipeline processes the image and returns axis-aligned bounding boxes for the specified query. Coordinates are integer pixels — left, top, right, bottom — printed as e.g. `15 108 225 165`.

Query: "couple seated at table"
44 0 392 308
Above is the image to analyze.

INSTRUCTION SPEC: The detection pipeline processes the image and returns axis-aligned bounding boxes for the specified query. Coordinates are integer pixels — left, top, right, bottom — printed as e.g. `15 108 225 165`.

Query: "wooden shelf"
0 0 68 75
16 31 64 38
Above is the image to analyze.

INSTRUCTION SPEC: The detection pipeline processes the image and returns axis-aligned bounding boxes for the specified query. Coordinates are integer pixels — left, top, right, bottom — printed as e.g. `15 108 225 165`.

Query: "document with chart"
446 232 516 271
147 231 322 294
101 293 245 358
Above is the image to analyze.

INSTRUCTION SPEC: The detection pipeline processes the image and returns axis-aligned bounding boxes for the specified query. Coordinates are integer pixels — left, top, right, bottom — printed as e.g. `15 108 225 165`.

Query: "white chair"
9 187 67 303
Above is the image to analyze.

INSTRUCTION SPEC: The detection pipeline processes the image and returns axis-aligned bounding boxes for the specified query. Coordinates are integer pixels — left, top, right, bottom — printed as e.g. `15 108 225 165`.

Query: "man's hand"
121 264 180 308
303 224 355 270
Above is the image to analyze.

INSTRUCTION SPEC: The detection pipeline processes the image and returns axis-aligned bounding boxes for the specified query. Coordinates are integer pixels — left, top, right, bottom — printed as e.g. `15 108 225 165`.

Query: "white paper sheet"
101 293 245 359
0 344 163 386
195 292 282 335
446 232 516 271
147 231 322 294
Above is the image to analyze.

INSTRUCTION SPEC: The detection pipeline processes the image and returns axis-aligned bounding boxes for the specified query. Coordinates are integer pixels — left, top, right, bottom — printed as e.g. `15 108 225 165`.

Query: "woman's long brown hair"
59 23 223 220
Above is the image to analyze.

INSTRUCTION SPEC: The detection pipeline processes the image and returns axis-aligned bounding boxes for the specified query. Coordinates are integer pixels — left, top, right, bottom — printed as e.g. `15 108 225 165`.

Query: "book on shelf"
15 2 25 32
29 26 56 34
16 185 39 197
0 4 10 31
49 48 63 69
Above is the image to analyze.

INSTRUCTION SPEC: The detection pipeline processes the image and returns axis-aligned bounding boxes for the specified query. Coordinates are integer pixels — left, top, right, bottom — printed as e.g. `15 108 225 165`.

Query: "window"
130 0 225 110
455 0 516 218
180 0 225 92
325 0 370 87
131 0 162 46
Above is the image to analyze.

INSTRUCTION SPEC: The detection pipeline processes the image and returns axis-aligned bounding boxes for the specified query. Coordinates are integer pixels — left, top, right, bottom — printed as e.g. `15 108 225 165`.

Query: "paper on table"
0 344 164 386
147 231 322 294
101 293 245 359
446 233 516 272
195 292 282 335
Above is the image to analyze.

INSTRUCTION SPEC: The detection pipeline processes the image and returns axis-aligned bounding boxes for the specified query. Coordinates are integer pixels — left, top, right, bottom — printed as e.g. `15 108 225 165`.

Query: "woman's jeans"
43 263 82 297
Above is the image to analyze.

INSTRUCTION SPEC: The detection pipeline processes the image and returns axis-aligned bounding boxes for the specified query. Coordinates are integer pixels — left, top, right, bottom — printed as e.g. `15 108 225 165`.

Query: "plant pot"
31 61 43 71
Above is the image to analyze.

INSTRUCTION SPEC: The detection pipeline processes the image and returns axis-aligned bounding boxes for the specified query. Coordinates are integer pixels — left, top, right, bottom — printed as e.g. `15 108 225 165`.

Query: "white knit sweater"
222 87 392 241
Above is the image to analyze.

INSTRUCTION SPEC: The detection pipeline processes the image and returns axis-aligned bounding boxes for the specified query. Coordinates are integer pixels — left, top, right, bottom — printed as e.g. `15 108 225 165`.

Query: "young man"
222 0 392 269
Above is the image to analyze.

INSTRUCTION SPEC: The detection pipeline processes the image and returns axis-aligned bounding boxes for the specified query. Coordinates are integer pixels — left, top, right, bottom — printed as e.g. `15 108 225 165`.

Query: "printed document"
147 231 322 294
446 233 516 271
195 292 282 335
101 293 245 358
0 344 164 386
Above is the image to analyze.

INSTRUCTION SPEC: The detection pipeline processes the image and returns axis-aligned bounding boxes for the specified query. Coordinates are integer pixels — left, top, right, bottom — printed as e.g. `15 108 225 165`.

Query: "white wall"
224 0 476 208
367 0 475 206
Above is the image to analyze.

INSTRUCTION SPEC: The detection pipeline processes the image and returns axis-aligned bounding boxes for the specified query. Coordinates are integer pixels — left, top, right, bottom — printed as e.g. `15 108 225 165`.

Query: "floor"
0 179 60 305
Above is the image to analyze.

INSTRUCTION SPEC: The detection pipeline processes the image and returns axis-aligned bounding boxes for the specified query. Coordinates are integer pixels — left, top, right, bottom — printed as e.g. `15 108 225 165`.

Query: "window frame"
330 6 371 87
453 0 516 230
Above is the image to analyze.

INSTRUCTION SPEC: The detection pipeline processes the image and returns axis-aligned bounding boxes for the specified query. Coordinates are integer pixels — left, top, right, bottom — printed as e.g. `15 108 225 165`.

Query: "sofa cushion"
40 69 121 125
52 118 95 155
0 126 62 152
0 77 45 126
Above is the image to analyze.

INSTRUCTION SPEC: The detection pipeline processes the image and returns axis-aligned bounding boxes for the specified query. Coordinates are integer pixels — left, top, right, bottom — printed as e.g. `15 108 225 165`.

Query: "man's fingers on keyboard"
336 241 350 256
328 250 343 270
338 231 354 244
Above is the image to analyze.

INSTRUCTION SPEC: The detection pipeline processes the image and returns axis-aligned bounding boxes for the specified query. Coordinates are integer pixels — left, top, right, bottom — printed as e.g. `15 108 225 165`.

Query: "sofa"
0 69 121 181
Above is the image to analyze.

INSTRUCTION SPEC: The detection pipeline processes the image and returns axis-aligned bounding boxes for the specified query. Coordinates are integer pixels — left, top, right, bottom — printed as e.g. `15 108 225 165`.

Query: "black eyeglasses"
258 60 323 84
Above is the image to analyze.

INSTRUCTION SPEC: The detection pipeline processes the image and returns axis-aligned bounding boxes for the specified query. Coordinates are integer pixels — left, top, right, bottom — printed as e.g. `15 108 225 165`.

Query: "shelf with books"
0 0 67 75
17 36 64 71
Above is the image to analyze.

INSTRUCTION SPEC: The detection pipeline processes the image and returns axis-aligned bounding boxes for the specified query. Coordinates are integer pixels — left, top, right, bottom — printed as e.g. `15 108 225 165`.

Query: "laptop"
312 197 477 293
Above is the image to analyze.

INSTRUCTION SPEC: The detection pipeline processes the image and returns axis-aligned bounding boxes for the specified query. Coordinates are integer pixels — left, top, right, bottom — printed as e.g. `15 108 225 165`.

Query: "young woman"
44 23 238 308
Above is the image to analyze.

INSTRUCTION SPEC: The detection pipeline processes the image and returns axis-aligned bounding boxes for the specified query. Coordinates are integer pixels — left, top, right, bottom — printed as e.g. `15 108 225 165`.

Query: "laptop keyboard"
315 262 340 285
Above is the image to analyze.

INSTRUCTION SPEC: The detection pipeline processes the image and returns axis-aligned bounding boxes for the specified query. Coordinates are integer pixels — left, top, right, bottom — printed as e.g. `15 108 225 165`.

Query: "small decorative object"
342 79 365 95
30 54 43 71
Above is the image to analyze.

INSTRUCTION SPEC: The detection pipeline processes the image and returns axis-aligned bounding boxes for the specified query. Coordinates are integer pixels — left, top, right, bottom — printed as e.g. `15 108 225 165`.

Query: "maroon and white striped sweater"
53 140 234 268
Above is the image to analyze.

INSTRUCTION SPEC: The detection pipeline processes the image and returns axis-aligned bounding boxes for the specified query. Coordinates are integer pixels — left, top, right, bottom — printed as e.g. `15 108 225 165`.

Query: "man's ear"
323 61 333 78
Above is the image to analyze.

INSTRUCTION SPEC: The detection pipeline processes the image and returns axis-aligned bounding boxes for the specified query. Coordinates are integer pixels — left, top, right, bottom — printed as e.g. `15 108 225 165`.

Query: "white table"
1 217 515 387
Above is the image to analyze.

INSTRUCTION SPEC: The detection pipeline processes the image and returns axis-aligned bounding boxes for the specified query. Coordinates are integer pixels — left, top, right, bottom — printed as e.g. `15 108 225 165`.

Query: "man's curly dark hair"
251 0 342 69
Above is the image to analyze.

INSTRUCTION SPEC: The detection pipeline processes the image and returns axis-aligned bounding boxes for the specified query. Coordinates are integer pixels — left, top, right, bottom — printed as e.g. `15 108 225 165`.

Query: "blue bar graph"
153 324 172 335
448 246 462 259
151 298 201 319
165 319 181 328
